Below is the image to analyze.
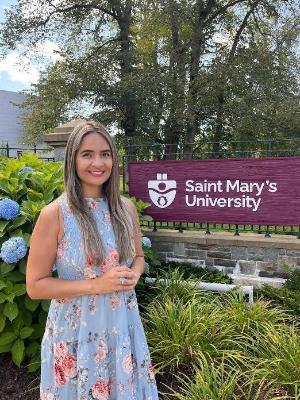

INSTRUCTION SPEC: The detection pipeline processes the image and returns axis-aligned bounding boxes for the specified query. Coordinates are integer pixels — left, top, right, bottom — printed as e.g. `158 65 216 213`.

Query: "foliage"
259 269 300 316
0 1 299 157
155 260 232 284
0 154 63 370
142 270 300 398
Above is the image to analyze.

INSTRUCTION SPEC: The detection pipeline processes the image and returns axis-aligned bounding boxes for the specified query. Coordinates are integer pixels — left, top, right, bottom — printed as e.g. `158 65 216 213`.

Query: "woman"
26 120 159 400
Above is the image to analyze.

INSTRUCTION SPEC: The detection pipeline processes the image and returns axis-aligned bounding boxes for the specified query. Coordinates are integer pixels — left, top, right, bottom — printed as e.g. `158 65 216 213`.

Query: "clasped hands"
91 266 140 295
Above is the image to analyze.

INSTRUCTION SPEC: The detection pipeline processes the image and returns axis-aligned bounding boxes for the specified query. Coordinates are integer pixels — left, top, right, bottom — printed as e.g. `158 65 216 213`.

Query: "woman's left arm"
123 197 145 282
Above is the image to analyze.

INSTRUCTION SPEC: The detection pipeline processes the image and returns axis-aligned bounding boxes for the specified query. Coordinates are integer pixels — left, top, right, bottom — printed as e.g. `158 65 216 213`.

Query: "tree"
0 0 299 158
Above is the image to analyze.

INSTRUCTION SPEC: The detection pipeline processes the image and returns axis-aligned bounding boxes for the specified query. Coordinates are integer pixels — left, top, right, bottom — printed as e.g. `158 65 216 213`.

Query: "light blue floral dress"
40 194 159 400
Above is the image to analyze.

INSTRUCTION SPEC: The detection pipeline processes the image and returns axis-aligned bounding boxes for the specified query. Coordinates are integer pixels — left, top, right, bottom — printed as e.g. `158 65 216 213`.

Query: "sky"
0 0 61 93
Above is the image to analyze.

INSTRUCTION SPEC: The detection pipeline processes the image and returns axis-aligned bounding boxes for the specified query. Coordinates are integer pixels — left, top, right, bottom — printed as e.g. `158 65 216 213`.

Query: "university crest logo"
148 173 177 208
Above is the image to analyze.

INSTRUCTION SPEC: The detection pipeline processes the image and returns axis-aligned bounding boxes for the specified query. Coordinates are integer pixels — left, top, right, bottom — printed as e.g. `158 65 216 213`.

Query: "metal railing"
0 143 55 161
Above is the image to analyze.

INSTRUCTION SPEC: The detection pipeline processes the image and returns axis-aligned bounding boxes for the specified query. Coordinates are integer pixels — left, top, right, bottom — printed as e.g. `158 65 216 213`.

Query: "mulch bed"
0 354 40 400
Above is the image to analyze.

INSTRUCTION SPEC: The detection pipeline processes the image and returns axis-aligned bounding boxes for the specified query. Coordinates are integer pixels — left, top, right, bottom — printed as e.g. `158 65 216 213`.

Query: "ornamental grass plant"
142 269 300 399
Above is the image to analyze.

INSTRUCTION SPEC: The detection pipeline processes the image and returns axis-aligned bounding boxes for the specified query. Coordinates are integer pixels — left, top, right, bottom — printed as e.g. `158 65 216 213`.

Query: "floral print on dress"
53 341 77 386
40 194 159 400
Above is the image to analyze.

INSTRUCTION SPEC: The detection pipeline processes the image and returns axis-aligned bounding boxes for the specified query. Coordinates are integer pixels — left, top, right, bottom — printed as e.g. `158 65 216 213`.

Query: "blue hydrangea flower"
18 166 34 175
142 236 152 248
0 237 27 264
0 199 20 220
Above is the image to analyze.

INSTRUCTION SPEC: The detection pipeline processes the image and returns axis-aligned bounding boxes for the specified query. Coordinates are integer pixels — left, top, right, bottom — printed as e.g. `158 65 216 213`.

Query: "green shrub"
0 154 63 370
259 269 300 317
155 260 233 283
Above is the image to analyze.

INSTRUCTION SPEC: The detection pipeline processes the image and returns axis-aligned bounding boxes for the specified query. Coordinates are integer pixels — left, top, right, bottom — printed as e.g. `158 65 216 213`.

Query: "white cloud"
0 39 63 86
0 51 40 86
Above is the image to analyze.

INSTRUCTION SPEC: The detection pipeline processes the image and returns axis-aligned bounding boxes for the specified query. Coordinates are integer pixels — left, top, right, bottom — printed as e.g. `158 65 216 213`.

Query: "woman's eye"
103 152 111 157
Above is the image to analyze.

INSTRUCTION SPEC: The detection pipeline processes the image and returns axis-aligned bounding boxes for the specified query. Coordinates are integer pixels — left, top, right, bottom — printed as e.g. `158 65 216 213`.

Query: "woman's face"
75 132 113 197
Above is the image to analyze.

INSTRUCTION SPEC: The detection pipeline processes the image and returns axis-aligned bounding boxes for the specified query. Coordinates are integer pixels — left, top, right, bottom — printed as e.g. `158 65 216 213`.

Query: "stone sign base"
144 230 300 288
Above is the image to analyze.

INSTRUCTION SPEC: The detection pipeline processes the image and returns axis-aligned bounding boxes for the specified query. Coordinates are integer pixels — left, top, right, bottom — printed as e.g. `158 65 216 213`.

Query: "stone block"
230 275 286 289
205 258 215 268
239 260 256 275
207 251 231 259
214 259 236 268
278 256 300 270
274 272 289 279
185 249 207 259
263 248 280 261
231 246 248 260
286 250 300 257
259 270 289 279
155 242 174 253
166 257 205 268
215 246 231 252
259 271 274 278
173 242 185 256
157 252 168 262
248 247 264 261
256 261 277 272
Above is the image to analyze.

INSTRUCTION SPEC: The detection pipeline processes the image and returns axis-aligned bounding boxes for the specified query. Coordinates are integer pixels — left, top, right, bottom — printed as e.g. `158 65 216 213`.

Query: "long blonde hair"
64 120 134 264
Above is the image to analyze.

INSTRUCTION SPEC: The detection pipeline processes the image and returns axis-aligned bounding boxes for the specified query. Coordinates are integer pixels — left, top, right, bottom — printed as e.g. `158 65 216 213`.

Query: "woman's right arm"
26 202 136 300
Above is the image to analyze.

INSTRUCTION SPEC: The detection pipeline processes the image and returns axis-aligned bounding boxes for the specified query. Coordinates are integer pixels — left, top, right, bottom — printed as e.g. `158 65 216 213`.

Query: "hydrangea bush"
0 154 64 370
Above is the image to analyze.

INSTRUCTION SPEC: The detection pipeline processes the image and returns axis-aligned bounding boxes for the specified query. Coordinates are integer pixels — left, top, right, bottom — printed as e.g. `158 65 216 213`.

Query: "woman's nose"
91 156 104 167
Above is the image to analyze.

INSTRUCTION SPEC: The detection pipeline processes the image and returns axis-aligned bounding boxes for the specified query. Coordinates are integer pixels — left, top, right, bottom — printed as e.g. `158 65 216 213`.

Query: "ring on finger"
119 276 126 285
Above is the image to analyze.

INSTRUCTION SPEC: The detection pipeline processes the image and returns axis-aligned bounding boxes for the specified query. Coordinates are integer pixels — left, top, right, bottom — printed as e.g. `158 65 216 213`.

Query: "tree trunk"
113 1 137 160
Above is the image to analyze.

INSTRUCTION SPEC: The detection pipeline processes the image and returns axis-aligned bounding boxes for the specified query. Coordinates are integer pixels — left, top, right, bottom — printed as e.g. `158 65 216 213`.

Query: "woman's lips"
89 171 105 176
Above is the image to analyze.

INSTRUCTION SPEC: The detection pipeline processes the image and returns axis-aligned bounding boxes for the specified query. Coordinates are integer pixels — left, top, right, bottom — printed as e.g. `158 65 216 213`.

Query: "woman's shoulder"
39 195 64 221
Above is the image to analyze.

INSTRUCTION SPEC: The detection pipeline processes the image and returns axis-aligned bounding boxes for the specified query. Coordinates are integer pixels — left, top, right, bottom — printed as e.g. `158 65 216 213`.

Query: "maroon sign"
128 157 300 226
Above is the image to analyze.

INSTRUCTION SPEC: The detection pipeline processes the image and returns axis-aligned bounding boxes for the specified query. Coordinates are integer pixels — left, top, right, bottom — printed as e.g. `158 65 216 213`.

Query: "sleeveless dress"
40 194 159 400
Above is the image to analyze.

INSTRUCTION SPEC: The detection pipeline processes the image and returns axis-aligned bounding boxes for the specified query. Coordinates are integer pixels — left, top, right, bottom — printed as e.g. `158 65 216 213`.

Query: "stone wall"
144 230 300 288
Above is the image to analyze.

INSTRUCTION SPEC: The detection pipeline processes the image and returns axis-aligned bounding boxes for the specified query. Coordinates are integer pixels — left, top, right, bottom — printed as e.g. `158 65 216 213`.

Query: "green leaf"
26 340 40 357
11 338 25 366
0 279 6 290
0 262 15 275
6 271 25 282
12 313 24 335
20 326 34 339
5 293 15 303
0 331 17 346
7 215 27 232
0 292 6 303
27 354 41 372
18 258 27 275
41 299 50 312
4 302 18 321
0 343 12 353
0 314 6 333
30 324 44 340
24 295 40 312
27 189 44 202
22 309 33 327
12 283 26 297
3 280 13 293
0 220 9 232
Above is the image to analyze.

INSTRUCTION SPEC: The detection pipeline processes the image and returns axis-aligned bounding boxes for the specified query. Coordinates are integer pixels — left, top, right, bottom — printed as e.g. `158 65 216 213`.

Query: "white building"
0 89 27 155
0 89 53 159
